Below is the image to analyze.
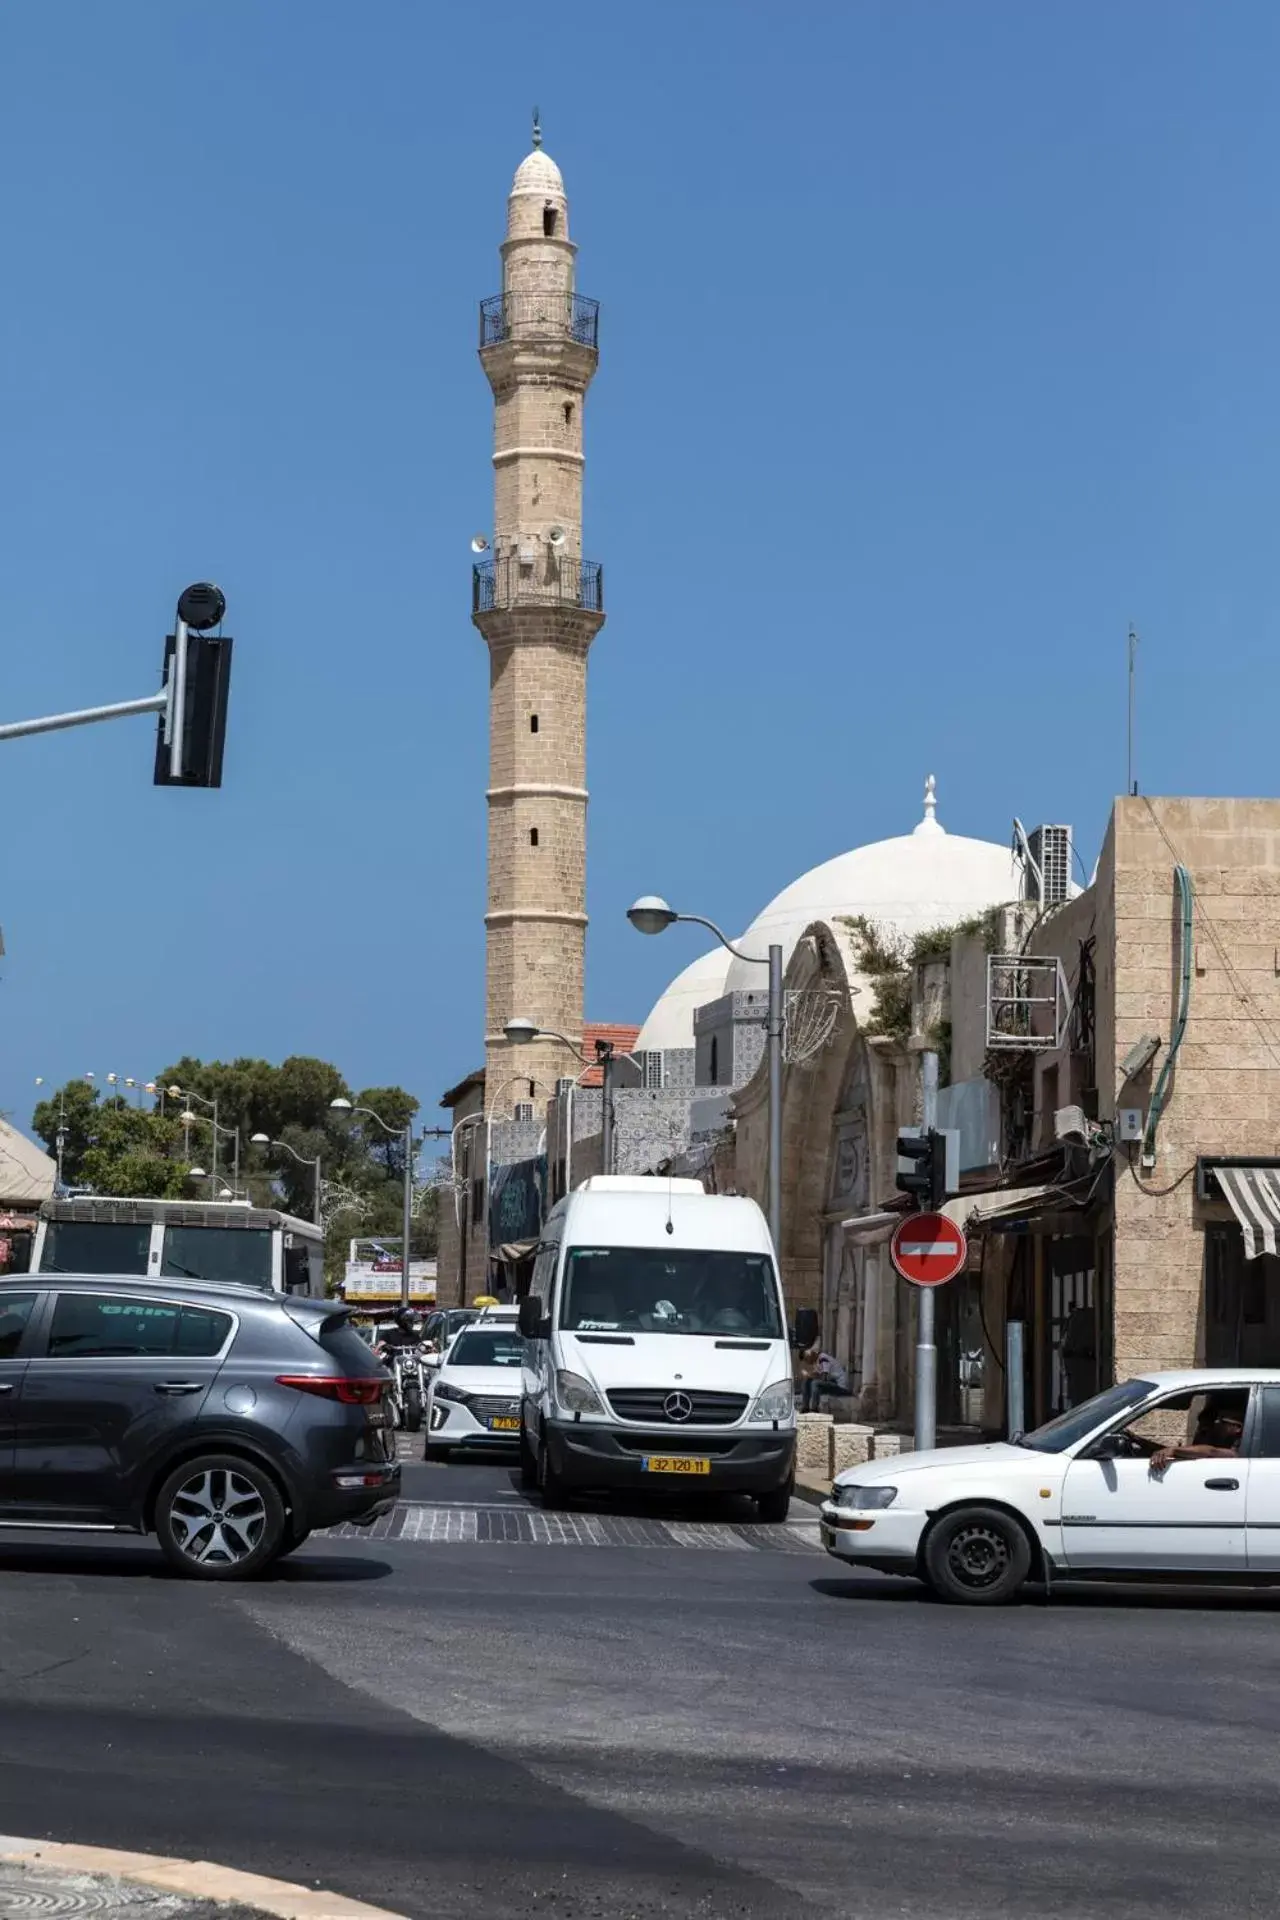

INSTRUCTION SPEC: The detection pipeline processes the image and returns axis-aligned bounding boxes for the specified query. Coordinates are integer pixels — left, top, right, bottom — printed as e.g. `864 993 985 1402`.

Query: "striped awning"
1216 1164 1280 1259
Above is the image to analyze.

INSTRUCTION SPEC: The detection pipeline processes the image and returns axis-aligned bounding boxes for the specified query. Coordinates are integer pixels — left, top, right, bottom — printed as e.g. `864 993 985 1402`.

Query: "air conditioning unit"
1053 1104 1088 1144
636 1050 664 1090
513 1102 535 1122
1026 824 1073 906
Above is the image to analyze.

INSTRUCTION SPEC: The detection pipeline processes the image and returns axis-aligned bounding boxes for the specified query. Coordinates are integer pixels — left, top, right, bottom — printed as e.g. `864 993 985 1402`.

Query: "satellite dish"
547 526 566 547
470 534 490 554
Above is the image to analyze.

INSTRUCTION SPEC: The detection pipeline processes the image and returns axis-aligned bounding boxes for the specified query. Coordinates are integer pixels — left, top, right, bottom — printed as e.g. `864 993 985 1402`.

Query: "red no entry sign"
891 1211 967 1288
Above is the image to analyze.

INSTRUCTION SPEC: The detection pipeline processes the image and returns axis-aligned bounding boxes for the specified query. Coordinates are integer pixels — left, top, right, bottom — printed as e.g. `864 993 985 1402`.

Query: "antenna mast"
1127 625 1139 797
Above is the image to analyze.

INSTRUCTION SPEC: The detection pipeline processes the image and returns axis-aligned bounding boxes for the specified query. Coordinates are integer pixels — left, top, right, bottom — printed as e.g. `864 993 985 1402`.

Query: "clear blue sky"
1 1 1276 1131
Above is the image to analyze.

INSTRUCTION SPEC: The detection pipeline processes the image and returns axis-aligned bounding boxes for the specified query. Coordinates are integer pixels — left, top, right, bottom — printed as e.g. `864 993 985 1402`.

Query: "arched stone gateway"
732 917 916 1422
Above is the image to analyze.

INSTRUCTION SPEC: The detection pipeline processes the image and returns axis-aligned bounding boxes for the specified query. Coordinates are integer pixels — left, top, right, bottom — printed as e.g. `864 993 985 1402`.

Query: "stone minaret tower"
473 120 604 1112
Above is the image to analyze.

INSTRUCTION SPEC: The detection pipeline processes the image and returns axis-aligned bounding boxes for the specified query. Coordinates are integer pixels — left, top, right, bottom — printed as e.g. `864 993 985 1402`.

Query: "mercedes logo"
663 1391 693 1422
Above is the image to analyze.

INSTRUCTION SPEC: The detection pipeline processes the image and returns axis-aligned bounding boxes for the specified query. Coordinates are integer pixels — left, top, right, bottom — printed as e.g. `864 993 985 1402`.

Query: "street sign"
890 1210 967 1288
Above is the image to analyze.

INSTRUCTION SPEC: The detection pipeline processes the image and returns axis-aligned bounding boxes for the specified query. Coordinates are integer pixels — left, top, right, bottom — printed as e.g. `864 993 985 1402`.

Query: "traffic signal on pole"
154 584 232 789
896 1128 946 1210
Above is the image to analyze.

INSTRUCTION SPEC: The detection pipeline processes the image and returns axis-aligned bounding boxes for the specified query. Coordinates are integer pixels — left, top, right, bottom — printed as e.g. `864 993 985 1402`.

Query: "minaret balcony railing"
479 292 600 351
473 555 604 616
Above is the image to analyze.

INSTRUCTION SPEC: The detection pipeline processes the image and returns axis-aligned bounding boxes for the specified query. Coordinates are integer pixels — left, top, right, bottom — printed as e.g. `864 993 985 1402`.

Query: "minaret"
472 119 604 1113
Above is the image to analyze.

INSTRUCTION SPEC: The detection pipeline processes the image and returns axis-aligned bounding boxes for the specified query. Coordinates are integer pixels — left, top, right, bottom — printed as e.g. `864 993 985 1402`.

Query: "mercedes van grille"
606 1389 749 1426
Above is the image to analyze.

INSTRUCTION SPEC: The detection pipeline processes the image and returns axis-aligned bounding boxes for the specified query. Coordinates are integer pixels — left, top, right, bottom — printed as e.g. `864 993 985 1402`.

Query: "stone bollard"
831 1424 875 1474
796 1413 834 1478
871 1431 904 1459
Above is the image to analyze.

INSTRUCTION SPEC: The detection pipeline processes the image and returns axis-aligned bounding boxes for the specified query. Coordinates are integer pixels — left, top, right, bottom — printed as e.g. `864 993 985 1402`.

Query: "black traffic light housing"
896 1128 947 1210
154 584 233 789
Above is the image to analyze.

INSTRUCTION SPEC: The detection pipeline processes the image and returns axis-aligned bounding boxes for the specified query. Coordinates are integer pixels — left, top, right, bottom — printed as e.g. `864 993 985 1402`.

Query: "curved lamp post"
626 896 782 1257
251 1134 322 1227
330 1099 415 1309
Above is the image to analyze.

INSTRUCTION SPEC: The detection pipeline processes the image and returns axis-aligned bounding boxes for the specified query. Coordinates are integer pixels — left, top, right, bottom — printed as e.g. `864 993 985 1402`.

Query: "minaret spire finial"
531 106 542 149
923 772 937 823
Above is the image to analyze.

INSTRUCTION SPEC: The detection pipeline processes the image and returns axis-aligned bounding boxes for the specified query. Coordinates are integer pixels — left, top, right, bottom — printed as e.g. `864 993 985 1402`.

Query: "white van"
516 1176 796 1519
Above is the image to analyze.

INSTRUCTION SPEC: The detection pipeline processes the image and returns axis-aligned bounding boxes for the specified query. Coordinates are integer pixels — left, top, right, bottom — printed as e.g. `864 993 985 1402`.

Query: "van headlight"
831 1483 898 1511
749 1378 796 1423
555 1369 605 1416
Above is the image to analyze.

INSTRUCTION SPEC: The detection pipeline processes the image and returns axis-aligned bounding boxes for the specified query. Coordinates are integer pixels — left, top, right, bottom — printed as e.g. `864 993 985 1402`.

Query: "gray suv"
0 1276 400 1579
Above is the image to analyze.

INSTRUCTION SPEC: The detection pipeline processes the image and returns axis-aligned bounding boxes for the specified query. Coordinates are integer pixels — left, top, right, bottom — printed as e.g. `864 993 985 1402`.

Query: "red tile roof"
580 1023 642 1087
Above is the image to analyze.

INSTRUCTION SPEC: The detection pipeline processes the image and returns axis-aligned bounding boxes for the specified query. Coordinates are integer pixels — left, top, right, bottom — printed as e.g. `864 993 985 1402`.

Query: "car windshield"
1016 1378 1155 1453
560 1247 784 1338
448 1331 525 1368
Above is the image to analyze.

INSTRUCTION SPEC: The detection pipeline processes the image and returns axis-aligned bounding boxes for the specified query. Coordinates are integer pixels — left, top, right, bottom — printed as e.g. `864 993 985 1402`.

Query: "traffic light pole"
0 689 167 744
914 1047 939 1453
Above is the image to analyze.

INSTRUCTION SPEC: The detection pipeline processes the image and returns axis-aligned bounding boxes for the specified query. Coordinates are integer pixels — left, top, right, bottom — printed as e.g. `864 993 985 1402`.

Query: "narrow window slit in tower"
563 402 574 427
529 828 539 847
543 203 558 237
530 714 539 733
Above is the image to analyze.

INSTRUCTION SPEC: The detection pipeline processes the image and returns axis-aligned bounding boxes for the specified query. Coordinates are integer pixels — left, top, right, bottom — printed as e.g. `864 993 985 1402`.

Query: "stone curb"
0 1838 409 1920
792 1474 829 1509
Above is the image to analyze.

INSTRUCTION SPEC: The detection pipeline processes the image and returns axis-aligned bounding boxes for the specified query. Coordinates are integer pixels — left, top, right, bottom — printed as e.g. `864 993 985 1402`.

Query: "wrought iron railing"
479 292 600 351
473 556 604 616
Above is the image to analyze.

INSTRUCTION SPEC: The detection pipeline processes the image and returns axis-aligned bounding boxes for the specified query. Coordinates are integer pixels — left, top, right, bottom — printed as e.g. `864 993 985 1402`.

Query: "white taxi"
821 1370 1280 1603
424 1321 526 1460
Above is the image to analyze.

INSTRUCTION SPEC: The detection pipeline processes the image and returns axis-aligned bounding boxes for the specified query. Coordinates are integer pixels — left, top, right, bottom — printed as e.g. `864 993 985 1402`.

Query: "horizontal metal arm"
0 690 167 744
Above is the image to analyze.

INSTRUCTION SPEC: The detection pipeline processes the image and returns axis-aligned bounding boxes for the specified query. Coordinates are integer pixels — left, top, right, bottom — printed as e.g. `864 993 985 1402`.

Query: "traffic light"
896 1128 947 1210
154 584 233 789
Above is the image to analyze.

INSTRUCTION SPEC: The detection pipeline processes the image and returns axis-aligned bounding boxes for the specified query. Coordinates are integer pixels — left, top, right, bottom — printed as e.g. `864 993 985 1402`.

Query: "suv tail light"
277 1375 385 1405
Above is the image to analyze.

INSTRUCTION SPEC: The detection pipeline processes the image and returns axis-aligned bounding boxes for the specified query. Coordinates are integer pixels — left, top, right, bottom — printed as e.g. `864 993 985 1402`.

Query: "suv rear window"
47 1294 233 1359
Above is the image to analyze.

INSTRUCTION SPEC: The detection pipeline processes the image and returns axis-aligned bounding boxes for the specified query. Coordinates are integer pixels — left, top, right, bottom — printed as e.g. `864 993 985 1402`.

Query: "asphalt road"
3 1455 1280 1919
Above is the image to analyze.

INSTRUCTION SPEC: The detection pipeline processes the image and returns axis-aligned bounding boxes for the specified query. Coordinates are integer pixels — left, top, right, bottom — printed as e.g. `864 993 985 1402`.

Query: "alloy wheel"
168 1467 268 1567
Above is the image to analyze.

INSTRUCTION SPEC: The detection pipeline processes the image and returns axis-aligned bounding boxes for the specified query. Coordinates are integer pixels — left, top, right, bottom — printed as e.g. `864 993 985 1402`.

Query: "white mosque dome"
511 147 565 197
722 776 1019 994
635 946 735 1054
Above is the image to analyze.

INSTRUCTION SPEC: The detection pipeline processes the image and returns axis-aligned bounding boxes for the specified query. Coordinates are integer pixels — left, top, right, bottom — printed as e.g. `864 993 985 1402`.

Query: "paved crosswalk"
324 1501 823 1553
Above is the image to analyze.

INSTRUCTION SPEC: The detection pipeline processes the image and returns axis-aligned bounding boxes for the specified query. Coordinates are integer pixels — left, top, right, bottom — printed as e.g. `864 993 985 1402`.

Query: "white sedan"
820 1369 1280 1604
424 1323 526 1460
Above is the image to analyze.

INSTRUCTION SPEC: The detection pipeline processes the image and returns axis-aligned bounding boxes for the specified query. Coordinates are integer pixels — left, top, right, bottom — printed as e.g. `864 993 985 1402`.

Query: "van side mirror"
518 1296 543 1340
793 1307 819 1349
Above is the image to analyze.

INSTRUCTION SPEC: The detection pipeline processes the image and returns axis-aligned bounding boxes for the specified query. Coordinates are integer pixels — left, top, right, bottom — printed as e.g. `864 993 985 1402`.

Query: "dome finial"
913 772 943 837
531 106 542 149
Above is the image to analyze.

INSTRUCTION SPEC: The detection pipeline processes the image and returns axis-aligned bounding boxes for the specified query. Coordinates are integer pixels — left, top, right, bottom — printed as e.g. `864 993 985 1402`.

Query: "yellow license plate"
642 1456 711 1475
488 1417 520 1431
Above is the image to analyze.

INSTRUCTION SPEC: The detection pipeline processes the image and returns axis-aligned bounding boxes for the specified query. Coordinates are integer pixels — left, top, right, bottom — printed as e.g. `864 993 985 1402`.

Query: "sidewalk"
0 1840 407 1920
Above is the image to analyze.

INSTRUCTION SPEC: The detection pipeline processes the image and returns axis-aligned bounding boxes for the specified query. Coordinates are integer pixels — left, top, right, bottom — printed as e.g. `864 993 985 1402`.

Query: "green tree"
32 1082 192 1198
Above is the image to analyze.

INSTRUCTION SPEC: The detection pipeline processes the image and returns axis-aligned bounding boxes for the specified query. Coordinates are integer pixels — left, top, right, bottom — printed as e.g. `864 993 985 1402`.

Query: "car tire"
538 1433 568 1510
404 1387 423 1433
519 1423 538 1490
153 1454 286 1581
922 1505 1033 1605
754 1480 794 1524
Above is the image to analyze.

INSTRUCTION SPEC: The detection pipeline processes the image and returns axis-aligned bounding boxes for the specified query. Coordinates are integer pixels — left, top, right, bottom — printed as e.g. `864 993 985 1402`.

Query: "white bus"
31 1196 325 1296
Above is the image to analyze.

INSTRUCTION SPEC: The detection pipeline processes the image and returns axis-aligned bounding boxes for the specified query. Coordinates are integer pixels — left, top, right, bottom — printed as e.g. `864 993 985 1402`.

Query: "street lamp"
180 1105 241 1199
251 1133 322 1227
169 1085 234 1194
627 895 783 1257
502 1021 637 1176
330 1099 415 1309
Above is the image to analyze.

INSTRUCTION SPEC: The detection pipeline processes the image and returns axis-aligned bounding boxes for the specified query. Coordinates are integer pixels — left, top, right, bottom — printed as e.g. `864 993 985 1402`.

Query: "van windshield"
560 1247 783 1338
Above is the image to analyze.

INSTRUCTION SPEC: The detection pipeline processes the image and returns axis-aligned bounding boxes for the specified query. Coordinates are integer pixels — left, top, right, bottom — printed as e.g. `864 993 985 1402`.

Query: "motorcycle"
391 1346 425 1433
